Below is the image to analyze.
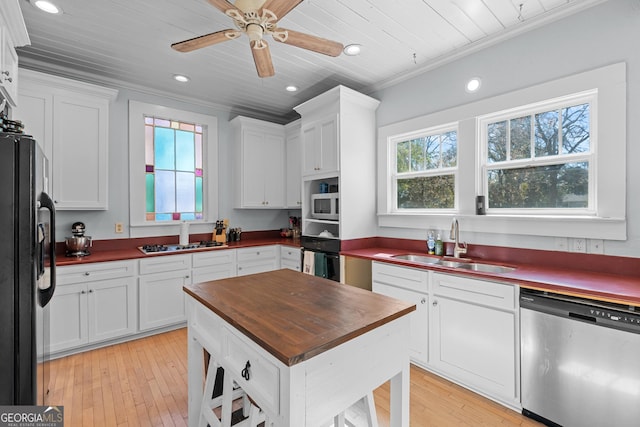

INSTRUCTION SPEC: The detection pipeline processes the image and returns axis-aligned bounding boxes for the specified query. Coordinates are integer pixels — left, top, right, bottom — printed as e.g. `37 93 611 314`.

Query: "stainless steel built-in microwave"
311 192 339 220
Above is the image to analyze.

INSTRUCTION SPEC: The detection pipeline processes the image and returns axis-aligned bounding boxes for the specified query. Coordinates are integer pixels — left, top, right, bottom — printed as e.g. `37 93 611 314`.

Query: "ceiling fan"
171 0 344 77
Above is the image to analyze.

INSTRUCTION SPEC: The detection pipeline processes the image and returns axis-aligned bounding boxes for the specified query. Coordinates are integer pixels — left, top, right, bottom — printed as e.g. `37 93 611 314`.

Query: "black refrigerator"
0 133 56 405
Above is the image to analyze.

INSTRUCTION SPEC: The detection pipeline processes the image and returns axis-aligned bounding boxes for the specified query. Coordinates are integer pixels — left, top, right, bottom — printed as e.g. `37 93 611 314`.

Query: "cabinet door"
429 295 516 401
301 116 339 176
237 246 279 276
139 269 191 331
241 129 285 207
280 247 301 271
285 131 302 208
49 283 88 353
373 282 429 365
52 93 109 209
318 115 338 173
262 133 285 207
87 277 137 343
0 29 18 106
301 124 319 176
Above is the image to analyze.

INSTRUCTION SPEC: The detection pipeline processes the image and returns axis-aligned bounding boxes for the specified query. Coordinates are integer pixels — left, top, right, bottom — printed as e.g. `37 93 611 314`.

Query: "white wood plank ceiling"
17 0 606 123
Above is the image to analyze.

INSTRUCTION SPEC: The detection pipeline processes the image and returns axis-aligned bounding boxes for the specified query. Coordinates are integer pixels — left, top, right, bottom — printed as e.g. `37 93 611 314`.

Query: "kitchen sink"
457 263 516 273
392 254 442 264
391 254 515 274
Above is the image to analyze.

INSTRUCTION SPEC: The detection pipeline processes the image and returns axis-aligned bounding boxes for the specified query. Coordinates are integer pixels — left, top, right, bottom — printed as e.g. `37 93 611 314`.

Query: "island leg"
389 364 410 427
188 327 205 427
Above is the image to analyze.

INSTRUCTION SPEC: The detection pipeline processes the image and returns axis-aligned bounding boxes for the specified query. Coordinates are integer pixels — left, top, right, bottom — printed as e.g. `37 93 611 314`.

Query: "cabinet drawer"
372 261 428 293
223 327 280 415
280 246 300 262
432 273 515 310
237 246 278 262
57 260 135 285
139 254 191 275
192 249 236 268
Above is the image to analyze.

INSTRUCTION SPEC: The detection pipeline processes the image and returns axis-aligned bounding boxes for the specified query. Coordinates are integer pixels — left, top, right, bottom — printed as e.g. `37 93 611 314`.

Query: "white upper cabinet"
301 114 338 177
0 0 29 107
285 120 302 208
231 116 286 209
15 70 117 210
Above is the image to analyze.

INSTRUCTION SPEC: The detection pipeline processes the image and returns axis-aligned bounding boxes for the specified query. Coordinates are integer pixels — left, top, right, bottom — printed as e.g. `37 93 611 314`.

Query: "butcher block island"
183 269 415 427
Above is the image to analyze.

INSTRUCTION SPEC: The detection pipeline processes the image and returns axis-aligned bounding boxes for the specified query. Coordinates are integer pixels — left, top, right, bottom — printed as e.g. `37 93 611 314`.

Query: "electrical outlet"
115 222 124 233
572 238 586 253
554 237 568 251
588 239 604 254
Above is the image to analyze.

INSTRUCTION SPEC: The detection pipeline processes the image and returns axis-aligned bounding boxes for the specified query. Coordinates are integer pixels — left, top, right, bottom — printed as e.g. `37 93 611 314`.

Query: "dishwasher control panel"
520 289 640 334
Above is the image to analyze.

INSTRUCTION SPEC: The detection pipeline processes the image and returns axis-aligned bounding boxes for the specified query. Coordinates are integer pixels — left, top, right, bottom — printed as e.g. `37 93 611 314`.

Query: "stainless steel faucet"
449 218 467 258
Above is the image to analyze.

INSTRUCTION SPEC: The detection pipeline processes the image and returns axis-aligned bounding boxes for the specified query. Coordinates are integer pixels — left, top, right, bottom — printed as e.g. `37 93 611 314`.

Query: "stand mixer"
65 221 92 256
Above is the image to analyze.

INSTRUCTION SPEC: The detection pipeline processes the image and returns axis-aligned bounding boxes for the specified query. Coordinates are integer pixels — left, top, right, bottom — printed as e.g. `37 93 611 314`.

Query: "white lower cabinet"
192 249 237 283
372 262 429 365
51 260 137 354
430 272 518 407
139 254 192 331
280 246 301 271
372 262 519 409
237 245 279 276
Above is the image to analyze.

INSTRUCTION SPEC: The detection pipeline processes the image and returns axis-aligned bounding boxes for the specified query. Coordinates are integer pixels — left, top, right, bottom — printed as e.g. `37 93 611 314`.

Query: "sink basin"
457 263 516 274
392 254 442 264
391 254 515 274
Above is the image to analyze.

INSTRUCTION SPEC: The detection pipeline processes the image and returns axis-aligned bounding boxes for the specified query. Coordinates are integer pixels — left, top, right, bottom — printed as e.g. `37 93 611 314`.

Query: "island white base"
186 295 411 427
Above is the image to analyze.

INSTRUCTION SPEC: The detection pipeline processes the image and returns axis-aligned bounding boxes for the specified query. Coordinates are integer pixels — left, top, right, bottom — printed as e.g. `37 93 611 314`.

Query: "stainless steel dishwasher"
520 288 640 427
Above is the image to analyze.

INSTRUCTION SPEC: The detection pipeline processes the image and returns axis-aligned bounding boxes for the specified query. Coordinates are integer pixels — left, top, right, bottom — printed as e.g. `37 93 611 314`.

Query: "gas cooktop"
138 241 227 255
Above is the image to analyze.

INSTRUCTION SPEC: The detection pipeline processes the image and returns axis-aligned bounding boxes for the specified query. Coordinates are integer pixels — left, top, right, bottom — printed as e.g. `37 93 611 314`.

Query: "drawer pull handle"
241 361 251 381
84 272 90 276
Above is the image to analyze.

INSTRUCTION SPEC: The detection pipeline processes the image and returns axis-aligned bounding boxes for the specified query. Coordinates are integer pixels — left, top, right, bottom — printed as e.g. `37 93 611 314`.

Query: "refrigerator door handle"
38 192 56 308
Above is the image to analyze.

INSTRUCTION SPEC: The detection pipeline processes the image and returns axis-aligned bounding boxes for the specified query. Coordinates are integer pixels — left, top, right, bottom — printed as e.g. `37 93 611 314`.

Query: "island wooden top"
183 269 416 366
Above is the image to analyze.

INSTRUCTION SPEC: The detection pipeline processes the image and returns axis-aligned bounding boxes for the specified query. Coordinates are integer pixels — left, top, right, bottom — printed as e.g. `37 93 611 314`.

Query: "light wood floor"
46 328 542 426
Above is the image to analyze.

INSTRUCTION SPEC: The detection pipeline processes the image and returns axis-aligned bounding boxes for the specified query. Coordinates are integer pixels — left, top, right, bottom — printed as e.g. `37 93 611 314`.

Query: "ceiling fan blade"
260 0 302 21
171 30 241 52
206 0 237 14
251 40 275 77
275 28 343 57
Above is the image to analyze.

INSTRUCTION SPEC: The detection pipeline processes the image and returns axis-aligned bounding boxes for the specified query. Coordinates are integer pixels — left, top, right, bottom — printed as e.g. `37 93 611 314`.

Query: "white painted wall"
370 0 640 258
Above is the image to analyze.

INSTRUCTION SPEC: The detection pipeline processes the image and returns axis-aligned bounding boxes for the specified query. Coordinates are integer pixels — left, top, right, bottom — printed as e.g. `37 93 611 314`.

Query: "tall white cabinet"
15 69 117 209
294 86 380 240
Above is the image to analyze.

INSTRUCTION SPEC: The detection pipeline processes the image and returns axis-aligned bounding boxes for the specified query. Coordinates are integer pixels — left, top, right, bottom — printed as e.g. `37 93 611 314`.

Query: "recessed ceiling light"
31 0 62 14
343 44 362 56
285 85 298 92
173 74 190 83
465 77 481 93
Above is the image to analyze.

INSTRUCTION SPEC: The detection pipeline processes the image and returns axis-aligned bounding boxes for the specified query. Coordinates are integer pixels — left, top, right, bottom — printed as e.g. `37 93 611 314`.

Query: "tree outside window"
393 127 458 210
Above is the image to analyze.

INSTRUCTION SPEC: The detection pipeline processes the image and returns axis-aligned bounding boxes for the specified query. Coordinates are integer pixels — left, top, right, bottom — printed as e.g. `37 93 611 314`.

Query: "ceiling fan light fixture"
343 44 362 56
173 74 190 83
285 85 298 92
31 0 62 14
466 77 481 93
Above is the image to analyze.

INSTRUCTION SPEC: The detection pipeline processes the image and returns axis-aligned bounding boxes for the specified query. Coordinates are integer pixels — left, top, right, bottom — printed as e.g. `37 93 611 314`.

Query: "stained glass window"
144 116 204 222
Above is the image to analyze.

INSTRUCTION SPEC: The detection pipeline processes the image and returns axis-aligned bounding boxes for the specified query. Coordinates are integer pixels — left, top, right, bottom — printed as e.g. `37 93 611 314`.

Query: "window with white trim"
391 125 458 210
479 91 595 214
129 101 218 231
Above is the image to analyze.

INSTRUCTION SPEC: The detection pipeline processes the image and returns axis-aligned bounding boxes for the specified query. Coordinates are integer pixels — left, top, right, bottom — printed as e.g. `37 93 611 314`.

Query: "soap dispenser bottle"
435 234 444 256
